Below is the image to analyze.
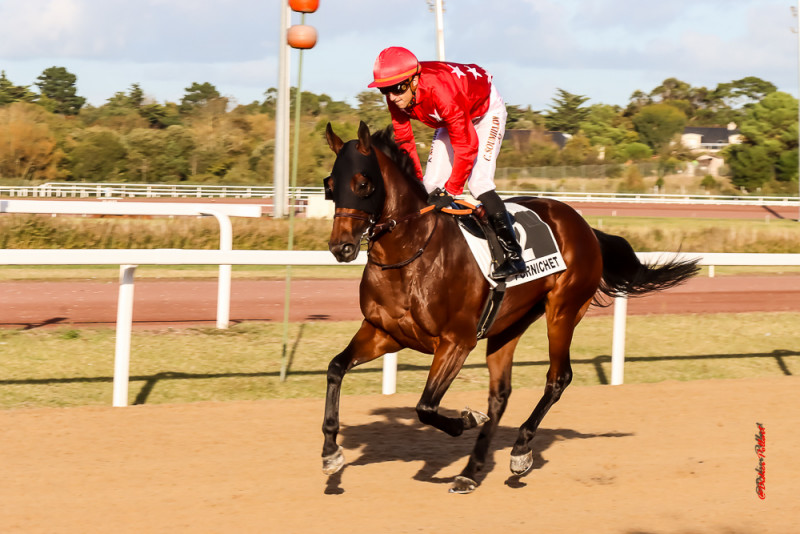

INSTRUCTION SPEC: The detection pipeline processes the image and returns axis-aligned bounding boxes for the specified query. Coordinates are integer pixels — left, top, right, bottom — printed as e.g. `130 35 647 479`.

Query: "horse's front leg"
322 320 400 475
415 336 484 437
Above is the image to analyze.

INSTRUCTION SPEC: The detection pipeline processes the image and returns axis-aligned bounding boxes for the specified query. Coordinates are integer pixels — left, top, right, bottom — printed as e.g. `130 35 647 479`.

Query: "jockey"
368 46 525 280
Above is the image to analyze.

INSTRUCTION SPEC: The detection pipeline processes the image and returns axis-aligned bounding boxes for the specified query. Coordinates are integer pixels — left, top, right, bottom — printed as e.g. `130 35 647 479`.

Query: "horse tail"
592 228 700 305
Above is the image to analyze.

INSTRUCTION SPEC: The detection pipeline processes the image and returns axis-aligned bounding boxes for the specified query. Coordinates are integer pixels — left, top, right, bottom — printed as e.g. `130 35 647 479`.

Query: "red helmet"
367 47 421 88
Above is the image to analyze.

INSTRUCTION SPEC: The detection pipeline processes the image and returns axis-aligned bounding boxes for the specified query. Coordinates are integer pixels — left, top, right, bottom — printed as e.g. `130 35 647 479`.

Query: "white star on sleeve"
466 67 483 79
450 65 466 79
429 109 443 122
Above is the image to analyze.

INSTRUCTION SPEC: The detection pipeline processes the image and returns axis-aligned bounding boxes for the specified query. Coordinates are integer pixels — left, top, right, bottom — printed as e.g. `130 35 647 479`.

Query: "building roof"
683 126 740 144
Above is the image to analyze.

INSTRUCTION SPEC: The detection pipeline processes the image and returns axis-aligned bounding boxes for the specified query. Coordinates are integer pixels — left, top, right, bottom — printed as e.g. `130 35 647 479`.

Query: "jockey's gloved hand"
426 187 454 211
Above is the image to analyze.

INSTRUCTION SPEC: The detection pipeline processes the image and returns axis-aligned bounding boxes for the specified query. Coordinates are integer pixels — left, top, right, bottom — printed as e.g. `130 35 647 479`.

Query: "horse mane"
370 126 427 196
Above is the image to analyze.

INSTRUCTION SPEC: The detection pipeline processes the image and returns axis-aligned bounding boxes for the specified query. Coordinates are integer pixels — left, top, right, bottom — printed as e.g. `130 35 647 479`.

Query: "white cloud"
0 0 796 109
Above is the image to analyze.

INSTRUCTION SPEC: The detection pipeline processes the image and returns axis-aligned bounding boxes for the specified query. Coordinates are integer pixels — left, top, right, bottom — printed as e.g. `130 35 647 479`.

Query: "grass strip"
1 312 797 409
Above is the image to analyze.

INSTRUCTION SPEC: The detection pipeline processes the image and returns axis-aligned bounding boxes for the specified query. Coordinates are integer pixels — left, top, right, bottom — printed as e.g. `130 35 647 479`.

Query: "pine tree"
35 66 86 115
544 89 590 134
0 71 35 105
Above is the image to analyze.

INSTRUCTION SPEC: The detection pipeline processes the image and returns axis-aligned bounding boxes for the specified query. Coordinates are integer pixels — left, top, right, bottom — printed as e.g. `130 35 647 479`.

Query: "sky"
1 0 798 112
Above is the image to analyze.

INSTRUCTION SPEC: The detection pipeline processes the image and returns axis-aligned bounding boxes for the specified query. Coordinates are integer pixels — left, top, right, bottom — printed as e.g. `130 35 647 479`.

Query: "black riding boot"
488 210 526 280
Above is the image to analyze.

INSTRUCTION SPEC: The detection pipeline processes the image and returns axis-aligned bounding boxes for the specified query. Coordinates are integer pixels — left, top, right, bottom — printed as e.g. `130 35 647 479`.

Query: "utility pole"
429 0 446 61
273 1 291 218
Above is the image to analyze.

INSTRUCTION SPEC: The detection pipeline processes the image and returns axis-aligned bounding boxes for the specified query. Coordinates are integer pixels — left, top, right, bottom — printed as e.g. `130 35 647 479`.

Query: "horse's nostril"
342 244 354 256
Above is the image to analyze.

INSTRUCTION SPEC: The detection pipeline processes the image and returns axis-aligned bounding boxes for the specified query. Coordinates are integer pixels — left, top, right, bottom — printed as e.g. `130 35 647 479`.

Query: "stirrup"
490 258 526 280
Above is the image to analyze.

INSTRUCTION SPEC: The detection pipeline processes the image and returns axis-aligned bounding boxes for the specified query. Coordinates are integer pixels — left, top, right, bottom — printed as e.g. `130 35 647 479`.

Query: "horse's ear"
356 121 371 154
325 122 344 155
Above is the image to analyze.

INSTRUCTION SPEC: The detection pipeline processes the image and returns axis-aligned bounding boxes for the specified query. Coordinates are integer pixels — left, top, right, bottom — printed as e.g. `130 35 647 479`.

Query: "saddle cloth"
459 202 566 289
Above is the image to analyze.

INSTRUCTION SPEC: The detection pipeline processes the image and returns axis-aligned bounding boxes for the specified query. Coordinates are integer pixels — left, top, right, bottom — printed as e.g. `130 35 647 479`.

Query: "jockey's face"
386 76 418 109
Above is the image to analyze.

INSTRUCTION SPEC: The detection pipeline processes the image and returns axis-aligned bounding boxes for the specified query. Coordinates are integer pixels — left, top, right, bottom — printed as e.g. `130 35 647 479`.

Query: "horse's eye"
351 174 374 198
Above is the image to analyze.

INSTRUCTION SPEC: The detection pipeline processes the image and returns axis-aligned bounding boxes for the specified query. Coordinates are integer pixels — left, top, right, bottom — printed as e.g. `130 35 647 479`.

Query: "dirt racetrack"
1 376 797 533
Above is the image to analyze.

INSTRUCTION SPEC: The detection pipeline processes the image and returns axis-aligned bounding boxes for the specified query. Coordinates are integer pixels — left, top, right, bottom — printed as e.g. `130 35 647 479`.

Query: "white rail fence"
1 199 262 330
2 182 798 209
2 245 798 406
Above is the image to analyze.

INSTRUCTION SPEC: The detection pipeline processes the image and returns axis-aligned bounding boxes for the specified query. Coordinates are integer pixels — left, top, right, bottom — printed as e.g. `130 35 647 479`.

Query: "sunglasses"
379 79 412 96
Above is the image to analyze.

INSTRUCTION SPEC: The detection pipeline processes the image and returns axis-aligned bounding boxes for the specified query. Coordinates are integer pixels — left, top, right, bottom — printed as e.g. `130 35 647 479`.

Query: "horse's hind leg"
451 332 521 494
322 321 401 475
509 297 592 475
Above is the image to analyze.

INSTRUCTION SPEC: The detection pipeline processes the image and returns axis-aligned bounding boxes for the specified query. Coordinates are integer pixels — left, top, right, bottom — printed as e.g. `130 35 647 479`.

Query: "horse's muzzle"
329 241 360 263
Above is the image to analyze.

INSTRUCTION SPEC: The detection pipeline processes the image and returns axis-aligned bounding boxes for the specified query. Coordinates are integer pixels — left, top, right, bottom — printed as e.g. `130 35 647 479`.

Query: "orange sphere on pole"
288 0 319 13
287 24 317 49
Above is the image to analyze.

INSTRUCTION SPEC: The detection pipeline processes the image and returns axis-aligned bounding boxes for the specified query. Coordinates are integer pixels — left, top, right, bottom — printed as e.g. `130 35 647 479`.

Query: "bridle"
333 201 474 270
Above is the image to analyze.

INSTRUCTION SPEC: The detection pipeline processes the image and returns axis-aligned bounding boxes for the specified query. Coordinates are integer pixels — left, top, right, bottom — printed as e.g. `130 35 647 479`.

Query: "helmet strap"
408 74 420 108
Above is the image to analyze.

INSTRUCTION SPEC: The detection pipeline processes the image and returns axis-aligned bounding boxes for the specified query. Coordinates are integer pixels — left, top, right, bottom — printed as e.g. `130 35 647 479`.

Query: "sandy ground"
1 376 797 533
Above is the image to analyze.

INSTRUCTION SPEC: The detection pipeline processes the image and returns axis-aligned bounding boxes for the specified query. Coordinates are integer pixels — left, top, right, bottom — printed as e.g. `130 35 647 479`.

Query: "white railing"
0 199 262 332
1 247 798 405
2 182 798 209
501 191 800 207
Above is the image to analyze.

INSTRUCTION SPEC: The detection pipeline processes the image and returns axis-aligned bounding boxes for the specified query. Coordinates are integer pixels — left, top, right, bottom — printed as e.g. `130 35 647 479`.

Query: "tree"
180 82 223 114
724 91 799 188
725 144 773 190
128 83 144 109
35 66 86 115
631 103 687 151
0 71 35 105
0 103 62 180
650 77 692 103
561 134 597 165
139 102 182 129
624 89 651 117
621 142 653 162
579 104 639 149
544 89 590 134
716 76 777 110
125 126 194 182
69 130 127 181
506 104 544 129
356 90 390 130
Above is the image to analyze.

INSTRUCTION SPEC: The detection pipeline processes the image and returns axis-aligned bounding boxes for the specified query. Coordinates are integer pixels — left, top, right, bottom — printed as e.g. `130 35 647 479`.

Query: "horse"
321 121 699 493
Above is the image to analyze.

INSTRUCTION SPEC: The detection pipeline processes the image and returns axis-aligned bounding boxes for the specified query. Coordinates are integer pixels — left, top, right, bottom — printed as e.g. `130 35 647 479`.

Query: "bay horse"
321 121 698 493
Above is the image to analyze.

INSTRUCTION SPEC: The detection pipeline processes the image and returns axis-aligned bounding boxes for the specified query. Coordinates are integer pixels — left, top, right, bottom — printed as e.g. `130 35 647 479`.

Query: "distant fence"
2 182 798 212
495 162 661 180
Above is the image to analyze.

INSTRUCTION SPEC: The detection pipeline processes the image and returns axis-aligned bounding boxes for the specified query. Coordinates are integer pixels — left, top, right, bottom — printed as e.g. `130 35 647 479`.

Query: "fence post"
202 210 232 329
113 265 137 407
611 294 628 386
382 352 398 394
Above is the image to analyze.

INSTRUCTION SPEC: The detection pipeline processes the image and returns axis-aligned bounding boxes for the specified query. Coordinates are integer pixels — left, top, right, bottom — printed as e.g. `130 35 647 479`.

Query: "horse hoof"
461 407 490 429
510 450 533 475
449 476 477 494
322 446 344 475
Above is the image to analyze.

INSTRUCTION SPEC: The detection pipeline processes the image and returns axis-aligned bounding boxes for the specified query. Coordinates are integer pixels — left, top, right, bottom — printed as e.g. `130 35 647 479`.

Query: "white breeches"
422 84 507 198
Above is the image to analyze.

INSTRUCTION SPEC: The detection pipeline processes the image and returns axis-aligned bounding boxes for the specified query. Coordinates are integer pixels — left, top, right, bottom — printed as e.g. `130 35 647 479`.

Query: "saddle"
449 201 567 339
450 203 509 339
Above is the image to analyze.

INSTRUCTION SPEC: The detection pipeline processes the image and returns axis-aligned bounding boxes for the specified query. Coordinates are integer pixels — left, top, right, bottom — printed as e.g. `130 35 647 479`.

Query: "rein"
358 199 476 270
369 216 438 270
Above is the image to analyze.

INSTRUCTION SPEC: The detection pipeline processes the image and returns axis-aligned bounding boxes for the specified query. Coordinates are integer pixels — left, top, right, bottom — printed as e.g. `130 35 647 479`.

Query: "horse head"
324 121 387 263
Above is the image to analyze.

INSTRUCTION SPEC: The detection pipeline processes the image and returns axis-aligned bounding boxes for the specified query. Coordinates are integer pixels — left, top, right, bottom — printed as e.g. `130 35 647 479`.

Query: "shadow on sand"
324 405 632 494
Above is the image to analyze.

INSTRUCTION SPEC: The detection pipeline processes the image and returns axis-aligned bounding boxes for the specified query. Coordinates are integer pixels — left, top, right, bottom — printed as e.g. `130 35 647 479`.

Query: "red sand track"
1 275 799 329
